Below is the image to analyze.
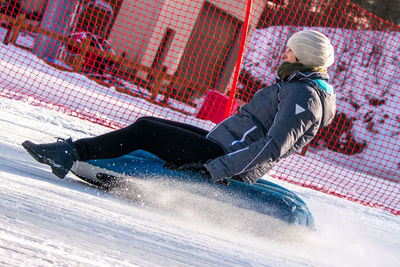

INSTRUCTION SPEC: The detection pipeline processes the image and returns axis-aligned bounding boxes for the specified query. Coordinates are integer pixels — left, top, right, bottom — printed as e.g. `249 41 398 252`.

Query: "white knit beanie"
287 30 335 68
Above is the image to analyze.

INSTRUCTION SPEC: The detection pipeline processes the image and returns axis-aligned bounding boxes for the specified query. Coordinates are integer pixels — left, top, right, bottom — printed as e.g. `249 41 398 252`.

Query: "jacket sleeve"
205 136 281 181
205 83 321 181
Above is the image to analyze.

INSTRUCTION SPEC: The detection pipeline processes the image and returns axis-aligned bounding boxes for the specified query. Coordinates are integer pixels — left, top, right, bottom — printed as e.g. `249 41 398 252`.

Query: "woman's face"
282 47 298 63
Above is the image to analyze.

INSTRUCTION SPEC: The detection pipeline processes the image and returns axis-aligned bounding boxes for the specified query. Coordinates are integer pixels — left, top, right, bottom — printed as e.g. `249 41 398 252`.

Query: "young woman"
23 30 336 184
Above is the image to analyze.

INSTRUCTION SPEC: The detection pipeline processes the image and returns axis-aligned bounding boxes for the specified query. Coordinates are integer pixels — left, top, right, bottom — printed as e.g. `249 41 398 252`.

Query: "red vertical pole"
224 0 253 118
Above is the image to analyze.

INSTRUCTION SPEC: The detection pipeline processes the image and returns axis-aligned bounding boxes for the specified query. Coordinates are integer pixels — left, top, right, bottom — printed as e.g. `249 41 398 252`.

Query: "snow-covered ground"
1 97 400 266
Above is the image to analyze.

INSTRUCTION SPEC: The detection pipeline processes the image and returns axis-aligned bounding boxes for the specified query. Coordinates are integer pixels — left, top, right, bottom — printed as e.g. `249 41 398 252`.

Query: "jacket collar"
287 71 330 82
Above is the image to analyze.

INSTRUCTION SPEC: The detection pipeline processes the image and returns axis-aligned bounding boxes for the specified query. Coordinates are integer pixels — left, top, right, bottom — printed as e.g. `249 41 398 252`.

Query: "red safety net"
0 0 399 215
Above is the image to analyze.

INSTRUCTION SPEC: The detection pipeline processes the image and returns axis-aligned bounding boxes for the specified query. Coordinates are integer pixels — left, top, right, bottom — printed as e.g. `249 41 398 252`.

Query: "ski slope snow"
1 97 399 266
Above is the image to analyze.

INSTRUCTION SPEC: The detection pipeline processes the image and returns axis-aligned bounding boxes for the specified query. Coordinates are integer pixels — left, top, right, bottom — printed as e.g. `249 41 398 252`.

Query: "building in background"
19 0 265 95
108 0 265 94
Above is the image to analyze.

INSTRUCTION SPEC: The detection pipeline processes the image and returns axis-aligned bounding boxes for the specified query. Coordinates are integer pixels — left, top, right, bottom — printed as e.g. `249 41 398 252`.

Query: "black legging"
73 116 225 166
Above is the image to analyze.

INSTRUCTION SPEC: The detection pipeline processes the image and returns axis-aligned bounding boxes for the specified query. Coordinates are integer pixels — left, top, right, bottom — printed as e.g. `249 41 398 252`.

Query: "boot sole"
22 141 68 179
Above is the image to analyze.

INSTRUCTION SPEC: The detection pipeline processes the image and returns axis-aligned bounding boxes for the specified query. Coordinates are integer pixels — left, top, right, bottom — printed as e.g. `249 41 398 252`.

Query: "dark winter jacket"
204 71 336 184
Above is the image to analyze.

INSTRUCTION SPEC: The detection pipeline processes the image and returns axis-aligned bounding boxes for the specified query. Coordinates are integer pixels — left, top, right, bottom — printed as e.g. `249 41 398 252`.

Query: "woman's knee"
132 116 159 131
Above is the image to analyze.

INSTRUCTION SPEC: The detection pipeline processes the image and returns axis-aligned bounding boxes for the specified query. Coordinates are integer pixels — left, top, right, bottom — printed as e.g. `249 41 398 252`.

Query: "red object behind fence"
196 90 239 124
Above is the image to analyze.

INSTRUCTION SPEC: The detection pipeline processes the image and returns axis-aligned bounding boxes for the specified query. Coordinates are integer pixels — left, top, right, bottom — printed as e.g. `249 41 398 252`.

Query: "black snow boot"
22 138 78 179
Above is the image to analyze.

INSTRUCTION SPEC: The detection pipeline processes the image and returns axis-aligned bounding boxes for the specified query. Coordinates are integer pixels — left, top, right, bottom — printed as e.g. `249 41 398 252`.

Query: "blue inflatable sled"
71 150 315 230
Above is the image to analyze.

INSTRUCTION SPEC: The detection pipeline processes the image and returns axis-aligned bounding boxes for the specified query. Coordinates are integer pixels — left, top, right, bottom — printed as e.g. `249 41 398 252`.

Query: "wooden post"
160 66 171 104
73 37 90 72
0 14 11 45
3 27 12 45
151 71 164 101
8 14 25 45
